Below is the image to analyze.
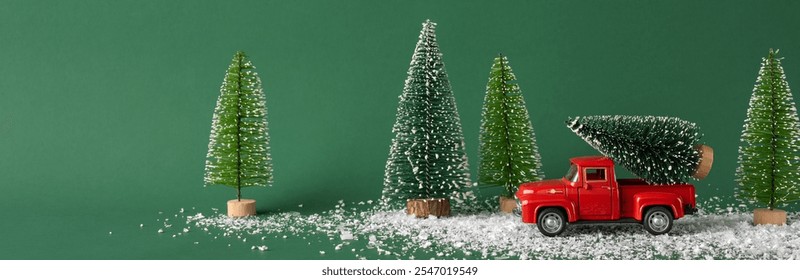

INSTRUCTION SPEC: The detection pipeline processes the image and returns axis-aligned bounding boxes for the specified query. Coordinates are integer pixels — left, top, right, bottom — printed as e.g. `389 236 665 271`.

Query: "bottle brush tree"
567 115 712 184
478 54 543 212
736 49 800 225
204 51 273 217
381 20 474 217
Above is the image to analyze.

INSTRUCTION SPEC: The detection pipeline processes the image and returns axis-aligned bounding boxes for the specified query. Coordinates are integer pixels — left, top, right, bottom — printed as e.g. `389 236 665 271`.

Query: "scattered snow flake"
340 230 354 241
252 245 269 251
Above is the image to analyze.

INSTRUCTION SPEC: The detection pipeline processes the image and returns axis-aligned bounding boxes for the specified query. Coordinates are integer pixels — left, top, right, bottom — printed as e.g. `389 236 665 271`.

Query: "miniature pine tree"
478 55 543 198
204 51 273 201
736 49 800 210
381 20 473 211
567 115 701 184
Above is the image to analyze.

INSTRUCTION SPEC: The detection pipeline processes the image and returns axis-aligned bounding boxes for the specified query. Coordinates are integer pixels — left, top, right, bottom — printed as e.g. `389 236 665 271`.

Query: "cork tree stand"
407 198 450 218
753 208 787 225
499 196 517 213
691 144 714 180
228 199 257 217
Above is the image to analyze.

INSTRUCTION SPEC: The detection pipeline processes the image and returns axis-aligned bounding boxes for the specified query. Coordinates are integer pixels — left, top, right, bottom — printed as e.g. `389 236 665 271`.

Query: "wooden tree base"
227 199 256 218
499 196 517 213
753 208 787 225
407 198 450 218
691 144 714 180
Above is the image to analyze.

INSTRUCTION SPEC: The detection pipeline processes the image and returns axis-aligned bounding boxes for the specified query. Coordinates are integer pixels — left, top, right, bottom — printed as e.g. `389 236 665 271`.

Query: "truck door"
578 167 612 219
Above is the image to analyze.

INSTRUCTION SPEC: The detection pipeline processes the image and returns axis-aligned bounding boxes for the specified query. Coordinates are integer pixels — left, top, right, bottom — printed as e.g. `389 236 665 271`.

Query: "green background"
1 0 799 259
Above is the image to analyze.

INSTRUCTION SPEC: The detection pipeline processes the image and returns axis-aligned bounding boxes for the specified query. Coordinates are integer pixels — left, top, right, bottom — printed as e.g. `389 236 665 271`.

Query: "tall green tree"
567 115 701 184
478 55 543 198
736 49 800 210
204 51 273 201
381 20 474 210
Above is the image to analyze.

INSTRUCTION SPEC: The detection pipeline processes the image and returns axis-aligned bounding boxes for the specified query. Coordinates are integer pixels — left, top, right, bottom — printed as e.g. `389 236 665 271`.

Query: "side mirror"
583 184 590 190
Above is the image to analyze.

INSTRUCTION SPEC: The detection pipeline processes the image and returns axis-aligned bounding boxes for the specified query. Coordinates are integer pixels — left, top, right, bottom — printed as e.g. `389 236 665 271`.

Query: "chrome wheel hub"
649 212 669 232
542 213 563 233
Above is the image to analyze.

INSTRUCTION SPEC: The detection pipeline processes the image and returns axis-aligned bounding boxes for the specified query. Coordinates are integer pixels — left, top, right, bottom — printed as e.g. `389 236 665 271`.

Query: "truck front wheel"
537 208 567 237
643 206 673 235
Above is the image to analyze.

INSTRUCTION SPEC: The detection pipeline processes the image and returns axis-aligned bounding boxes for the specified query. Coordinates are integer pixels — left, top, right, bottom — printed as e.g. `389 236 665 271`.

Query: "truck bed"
616 178 696 220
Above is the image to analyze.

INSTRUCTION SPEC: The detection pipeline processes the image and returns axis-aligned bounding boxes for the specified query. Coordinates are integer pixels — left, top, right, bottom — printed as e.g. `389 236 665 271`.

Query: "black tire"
643 206 674 235
537 208 567 237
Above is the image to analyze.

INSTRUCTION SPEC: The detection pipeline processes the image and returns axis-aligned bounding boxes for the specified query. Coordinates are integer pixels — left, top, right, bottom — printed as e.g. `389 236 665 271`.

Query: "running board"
571 218 641 225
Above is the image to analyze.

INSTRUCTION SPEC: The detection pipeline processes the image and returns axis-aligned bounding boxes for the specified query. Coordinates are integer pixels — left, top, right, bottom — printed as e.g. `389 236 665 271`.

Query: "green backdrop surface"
1 0 799 259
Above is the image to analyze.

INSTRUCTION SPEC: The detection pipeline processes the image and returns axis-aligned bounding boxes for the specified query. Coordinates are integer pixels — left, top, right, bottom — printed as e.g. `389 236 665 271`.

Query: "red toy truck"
516 156 697 236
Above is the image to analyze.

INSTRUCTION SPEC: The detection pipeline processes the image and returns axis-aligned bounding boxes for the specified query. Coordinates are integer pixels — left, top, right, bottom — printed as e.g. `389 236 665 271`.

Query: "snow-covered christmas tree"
567 115 711 185
478 55 543 212
736 49 800 225
205 51 273 217
381 20 474 217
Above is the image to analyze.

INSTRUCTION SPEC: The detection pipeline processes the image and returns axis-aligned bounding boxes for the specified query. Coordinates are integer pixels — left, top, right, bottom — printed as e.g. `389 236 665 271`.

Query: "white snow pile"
350 210 800 260
163 201 800 260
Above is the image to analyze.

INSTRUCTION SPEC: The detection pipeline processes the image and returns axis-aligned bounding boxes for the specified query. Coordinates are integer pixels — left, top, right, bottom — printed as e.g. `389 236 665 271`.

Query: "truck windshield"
565 164 579 183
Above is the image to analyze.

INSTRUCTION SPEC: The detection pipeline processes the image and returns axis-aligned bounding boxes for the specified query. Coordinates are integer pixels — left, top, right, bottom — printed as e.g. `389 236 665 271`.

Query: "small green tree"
381 20 474 210
567 115 701 184
478 55 543 198
204 51 273 201
736 49 800 210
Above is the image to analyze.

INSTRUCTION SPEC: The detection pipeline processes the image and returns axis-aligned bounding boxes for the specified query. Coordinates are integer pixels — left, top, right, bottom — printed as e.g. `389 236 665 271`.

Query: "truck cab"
516 156 697 236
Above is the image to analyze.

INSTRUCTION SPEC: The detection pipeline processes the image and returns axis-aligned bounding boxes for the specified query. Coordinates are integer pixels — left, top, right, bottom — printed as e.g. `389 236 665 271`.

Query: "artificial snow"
340 230 354 241
251 245 269 251
163 201 800 260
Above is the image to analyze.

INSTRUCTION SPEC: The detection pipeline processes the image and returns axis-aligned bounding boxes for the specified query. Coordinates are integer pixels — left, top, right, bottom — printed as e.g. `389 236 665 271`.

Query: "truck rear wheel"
643 206 673 235
537 208 567 237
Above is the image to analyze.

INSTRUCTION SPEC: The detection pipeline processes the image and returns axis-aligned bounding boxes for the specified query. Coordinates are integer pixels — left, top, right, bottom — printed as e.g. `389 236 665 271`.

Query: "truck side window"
585 168 606 182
